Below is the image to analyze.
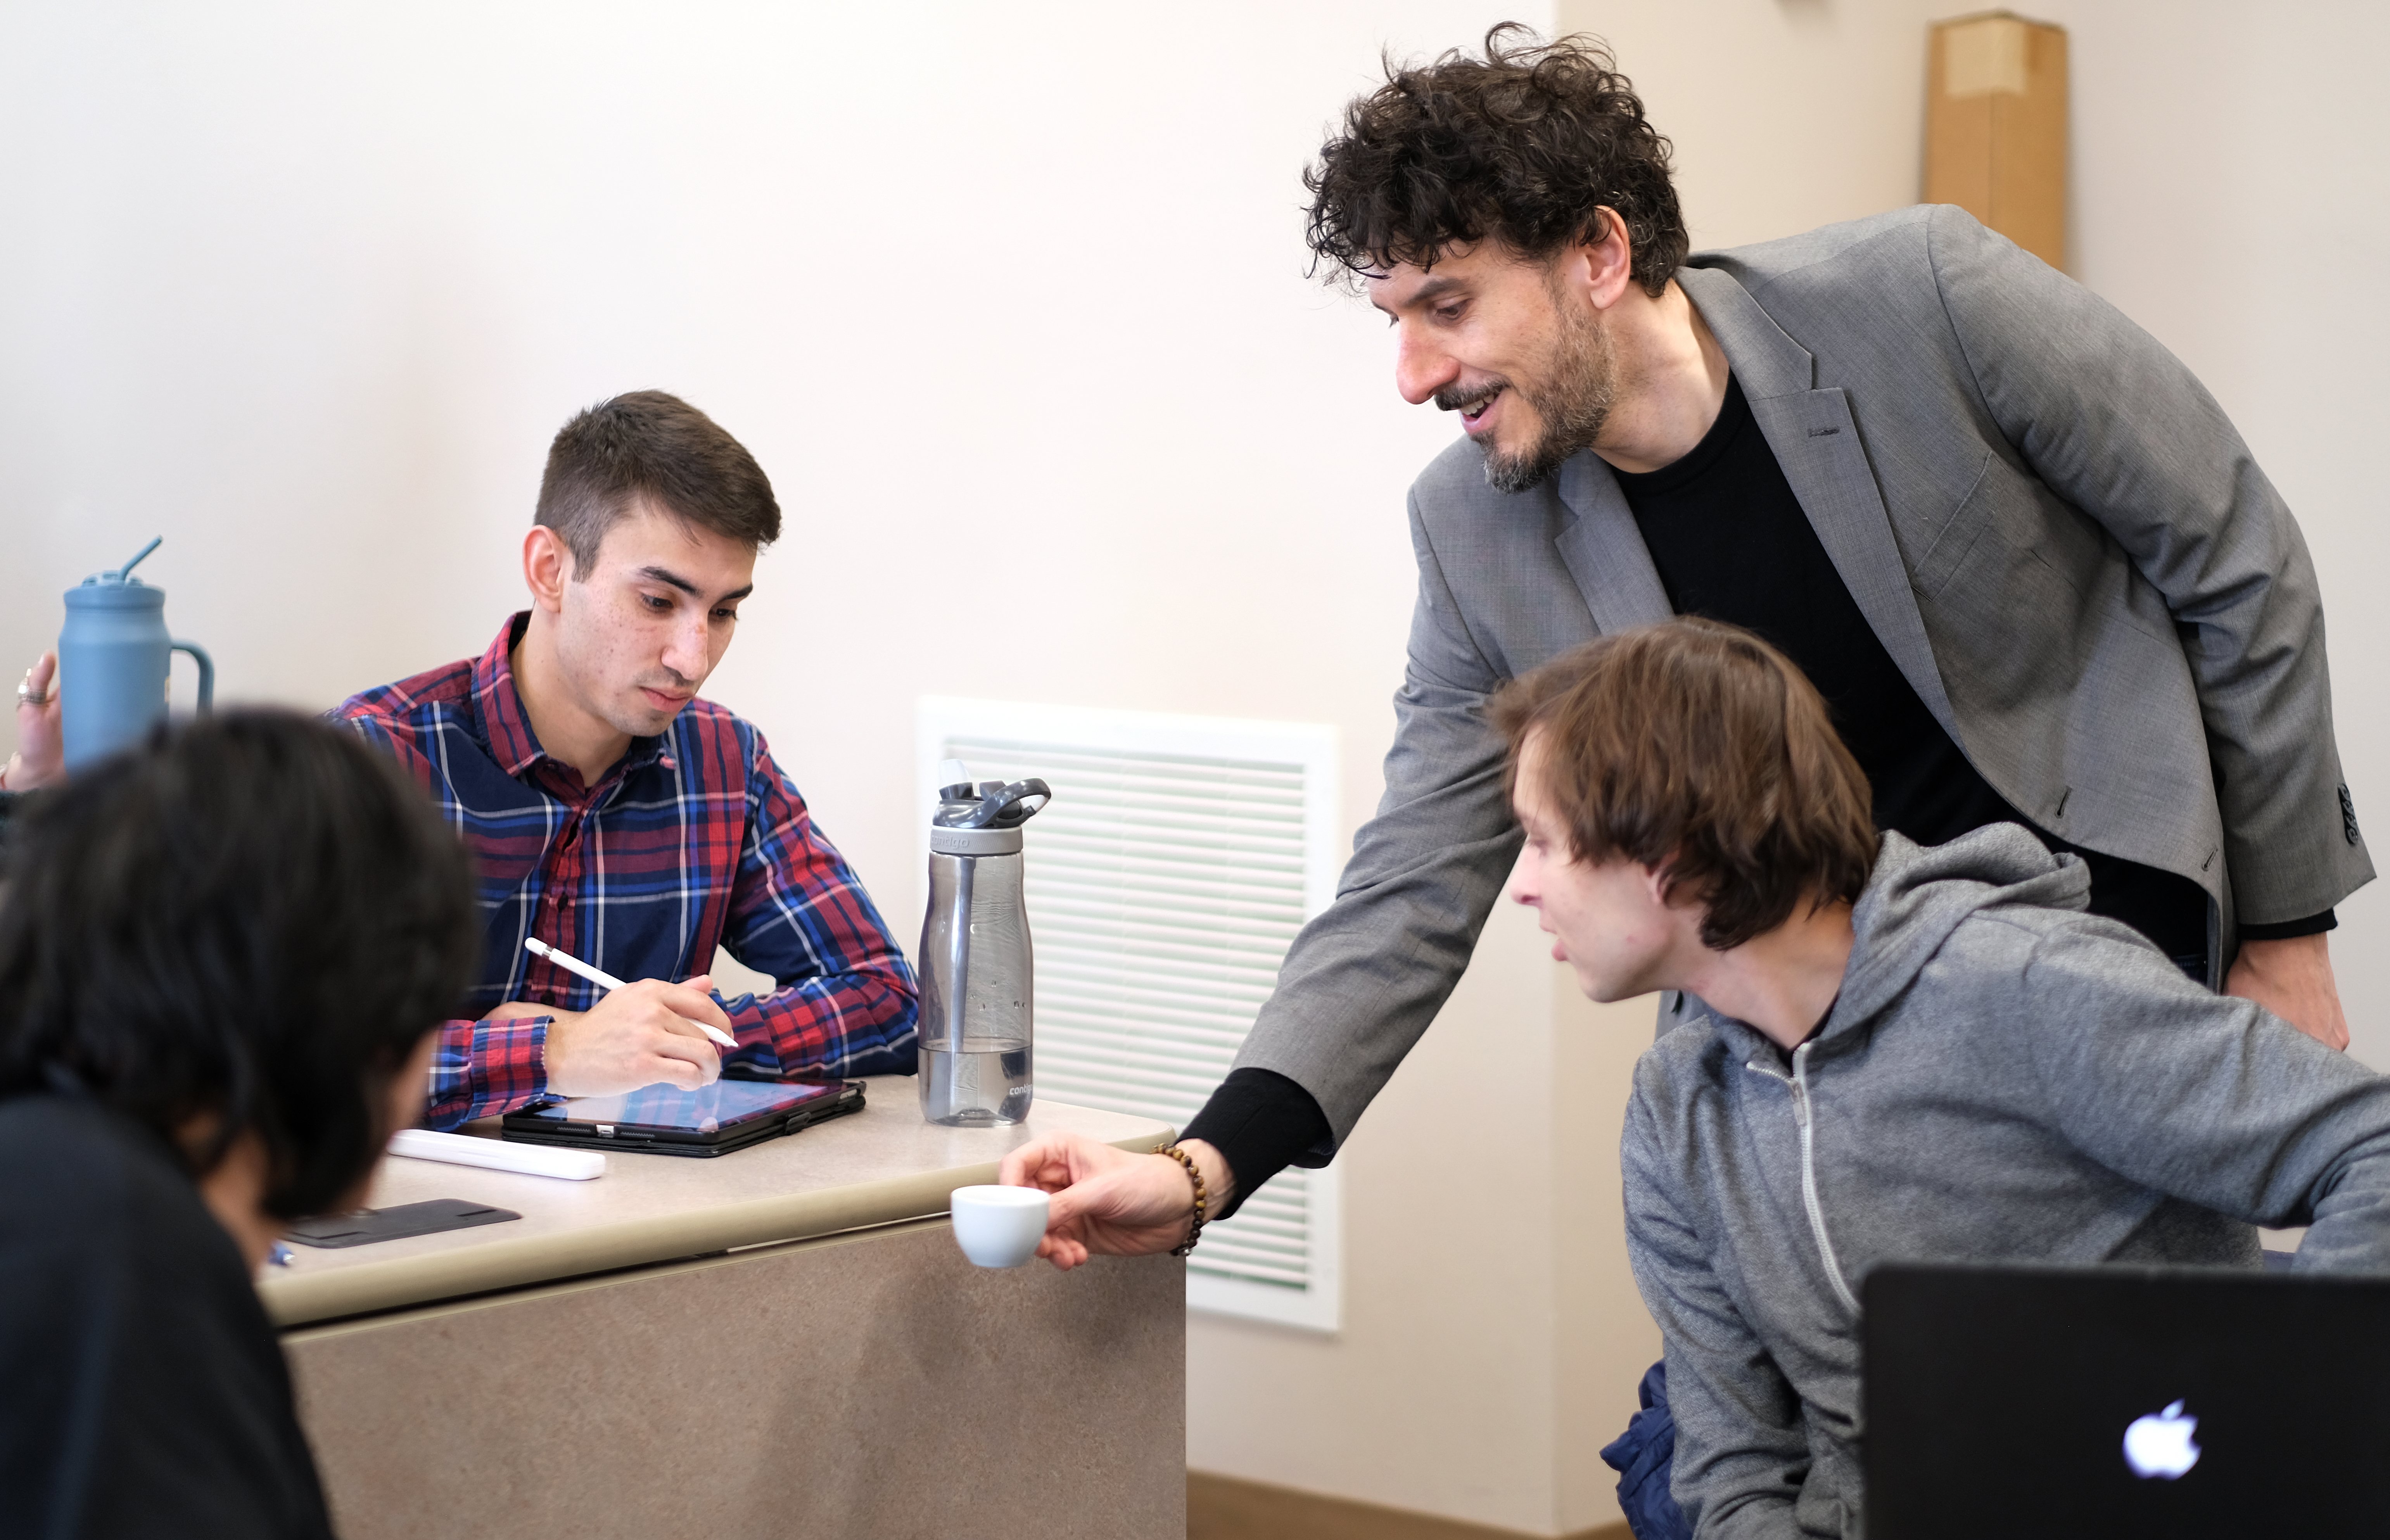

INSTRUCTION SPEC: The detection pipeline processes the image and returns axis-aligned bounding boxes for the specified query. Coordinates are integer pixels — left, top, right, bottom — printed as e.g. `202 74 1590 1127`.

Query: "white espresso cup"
949 1184 1051 1268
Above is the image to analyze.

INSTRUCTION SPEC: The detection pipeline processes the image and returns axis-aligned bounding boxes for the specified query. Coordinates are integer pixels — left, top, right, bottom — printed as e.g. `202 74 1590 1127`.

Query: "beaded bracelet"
1158 1143 1208 1257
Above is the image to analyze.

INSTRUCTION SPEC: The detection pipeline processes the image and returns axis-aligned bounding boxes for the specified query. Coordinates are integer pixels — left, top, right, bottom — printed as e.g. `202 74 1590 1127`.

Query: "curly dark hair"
1304 24 1687 296
0 710 480 1220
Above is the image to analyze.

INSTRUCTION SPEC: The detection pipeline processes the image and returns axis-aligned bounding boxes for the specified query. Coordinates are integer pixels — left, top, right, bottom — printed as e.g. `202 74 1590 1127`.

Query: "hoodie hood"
1830 822 2088 1030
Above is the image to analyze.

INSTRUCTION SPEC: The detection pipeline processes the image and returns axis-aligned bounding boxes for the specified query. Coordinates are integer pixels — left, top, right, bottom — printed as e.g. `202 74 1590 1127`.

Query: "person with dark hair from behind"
1491 619 2390 1537
0 710 481 1538
335 390 916 1128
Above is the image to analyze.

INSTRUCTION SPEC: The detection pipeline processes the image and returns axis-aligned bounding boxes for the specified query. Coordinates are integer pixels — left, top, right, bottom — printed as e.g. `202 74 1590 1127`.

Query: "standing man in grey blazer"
1003 27 2370 1270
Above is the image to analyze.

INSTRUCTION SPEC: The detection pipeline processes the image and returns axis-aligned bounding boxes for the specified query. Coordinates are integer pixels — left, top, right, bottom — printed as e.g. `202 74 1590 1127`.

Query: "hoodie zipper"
1747 1042 1861 1315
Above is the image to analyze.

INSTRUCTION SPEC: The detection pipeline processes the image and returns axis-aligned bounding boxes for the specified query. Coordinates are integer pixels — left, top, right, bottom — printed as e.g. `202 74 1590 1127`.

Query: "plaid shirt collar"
469 612 674 793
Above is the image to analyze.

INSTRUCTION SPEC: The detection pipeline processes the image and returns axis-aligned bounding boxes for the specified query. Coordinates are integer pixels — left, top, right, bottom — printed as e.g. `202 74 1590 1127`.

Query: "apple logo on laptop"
2122 1400 2201 1480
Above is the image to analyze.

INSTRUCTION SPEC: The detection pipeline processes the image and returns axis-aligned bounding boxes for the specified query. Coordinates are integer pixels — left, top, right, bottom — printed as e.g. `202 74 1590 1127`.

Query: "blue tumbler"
59 537 214 768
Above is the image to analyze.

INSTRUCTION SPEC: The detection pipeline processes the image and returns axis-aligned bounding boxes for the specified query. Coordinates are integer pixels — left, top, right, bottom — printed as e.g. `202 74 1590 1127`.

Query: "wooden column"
1925 11 2069 270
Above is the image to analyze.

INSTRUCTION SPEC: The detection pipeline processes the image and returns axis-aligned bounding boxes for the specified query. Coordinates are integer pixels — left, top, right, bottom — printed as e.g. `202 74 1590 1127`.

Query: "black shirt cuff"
2238 909 2338 942
1180 1067 1334 1222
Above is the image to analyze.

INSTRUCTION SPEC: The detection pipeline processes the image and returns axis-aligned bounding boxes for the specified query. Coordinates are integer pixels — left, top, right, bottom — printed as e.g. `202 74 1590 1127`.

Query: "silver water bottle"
918 763 1051 1126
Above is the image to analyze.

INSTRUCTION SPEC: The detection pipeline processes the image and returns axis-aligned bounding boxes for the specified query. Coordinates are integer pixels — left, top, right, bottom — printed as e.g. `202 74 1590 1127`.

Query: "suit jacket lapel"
1552 452 1671 635
1677 265 1965 738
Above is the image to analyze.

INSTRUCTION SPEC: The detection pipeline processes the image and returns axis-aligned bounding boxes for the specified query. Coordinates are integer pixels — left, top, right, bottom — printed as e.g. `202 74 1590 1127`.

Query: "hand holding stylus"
524 938 739 1048
479 939 740 1097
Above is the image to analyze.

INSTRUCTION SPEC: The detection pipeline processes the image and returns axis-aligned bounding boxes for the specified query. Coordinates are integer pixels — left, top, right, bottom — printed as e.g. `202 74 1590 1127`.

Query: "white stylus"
389 1127 607 1180
523 937 740 1048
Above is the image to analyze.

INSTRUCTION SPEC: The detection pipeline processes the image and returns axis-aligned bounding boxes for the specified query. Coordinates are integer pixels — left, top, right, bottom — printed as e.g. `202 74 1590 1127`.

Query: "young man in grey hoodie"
1496 618 2390 1540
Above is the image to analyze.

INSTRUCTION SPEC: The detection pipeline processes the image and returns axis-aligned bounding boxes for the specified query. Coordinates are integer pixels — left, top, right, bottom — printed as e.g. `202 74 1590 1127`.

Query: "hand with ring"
6 653 65 792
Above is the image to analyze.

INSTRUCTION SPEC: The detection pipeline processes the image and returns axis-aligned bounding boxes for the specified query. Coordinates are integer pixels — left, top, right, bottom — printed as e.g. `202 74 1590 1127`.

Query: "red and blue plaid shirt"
335 614 917 1129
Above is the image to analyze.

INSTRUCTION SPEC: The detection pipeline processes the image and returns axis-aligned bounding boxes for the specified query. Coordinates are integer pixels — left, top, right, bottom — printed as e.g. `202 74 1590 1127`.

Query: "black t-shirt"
0 1093 335 1540
1611 374 2212 965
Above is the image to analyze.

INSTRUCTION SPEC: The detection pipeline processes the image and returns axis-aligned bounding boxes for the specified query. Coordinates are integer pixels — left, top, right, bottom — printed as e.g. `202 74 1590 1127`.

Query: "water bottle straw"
113 537 164 581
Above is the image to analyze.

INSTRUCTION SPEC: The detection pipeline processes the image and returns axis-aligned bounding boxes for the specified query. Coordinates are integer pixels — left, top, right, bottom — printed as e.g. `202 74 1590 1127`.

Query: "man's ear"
1640 858 1676 912
523 525 574 615
1555 206 1636 314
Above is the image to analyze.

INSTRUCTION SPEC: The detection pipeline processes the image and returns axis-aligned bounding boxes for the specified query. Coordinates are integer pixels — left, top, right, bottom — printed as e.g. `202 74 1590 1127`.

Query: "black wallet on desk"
287 1198 522 1248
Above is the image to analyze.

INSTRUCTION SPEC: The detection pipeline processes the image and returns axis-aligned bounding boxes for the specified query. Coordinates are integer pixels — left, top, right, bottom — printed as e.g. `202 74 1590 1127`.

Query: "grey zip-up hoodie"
1623 825 2390 1539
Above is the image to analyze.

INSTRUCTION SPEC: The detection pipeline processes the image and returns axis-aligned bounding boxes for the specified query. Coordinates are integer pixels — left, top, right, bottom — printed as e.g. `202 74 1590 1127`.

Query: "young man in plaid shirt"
337 391 917 1129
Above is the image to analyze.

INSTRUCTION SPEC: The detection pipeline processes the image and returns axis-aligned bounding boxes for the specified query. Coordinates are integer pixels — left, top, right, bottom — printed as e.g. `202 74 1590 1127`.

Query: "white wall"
0 0 1496 889
8 3 2385 1537
0 0 1601 1532
1563 0 1944 252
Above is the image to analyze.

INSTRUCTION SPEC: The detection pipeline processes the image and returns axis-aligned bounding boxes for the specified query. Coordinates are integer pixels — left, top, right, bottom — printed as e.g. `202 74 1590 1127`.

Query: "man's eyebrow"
636 565 700 596
637 565 753 605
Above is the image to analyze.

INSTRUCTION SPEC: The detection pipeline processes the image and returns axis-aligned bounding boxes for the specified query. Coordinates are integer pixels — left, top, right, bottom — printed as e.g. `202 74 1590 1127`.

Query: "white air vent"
918 697 1342 1332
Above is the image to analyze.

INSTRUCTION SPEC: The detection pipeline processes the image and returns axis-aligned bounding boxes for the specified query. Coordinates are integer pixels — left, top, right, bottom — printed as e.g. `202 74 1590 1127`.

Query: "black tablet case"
498 1078 865 1158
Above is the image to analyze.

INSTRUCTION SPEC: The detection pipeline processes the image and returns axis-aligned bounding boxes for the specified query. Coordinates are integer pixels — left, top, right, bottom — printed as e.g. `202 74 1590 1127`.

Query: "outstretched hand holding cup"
997 1132 1235 1271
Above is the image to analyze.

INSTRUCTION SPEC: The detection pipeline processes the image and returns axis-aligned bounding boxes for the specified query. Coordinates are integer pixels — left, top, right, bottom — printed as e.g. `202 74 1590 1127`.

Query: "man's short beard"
1468 280 1618 494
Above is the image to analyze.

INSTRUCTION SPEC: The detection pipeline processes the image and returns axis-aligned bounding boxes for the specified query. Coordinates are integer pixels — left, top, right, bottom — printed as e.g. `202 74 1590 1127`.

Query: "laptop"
501 1075 863 1158
1863 1262 2390 1537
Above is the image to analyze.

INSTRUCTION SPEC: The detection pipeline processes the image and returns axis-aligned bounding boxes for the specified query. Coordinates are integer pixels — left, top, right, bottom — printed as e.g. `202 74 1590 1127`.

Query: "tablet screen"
516 1078 843 1134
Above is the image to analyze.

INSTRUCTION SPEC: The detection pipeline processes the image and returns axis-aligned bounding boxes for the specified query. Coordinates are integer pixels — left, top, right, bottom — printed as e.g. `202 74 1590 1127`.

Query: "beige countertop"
261 1077 1172 1328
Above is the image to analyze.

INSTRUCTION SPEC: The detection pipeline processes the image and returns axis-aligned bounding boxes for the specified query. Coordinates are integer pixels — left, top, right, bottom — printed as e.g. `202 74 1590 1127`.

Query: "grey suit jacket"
1241 204 2374 1148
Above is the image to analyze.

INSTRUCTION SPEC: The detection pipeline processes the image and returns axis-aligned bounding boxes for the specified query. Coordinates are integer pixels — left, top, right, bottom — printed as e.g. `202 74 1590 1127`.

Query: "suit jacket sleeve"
1224 487 1526 1146
1923 205 2371 924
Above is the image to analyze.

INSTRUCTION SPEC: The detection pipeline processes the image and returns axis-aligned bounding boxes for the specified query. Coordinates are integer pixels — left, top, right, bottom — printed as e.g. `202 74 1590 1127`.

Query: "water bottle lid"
81 536 164 587
932 775 1052 832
